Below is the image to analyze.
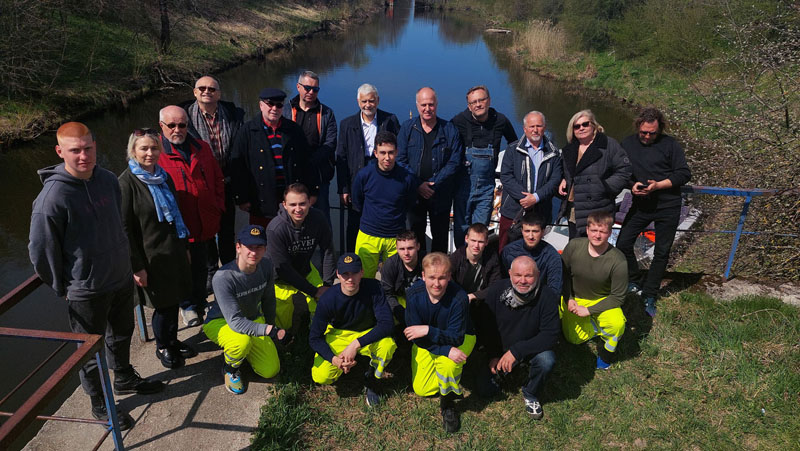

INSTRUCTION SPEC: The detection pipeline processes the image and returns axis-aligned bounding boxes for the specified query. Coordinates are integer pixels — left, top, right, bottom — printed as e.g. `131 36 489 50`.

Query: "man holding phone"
617 108 691 317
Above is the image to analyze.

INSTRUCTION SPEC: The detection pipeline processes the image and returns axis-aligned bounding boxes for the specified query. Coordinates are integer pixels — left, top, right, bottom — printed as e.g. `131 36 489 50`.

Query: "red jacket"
158 135 225 242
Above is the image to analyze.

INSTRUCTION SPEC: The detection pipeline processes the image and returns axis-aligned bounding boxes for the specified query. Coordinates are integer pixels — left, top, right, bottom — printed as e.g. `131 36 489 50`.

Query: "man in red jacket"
158 105 225 326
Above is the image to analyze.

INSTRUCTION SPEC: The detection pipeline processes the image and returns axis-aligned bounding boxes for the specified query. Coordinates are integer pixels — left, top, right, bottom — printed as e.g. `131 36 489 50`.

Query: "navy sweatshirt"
474 279 560 361
501 238 563 294
404 280 473 357
309 279 393 362
351 160 418 238
621 133 691 210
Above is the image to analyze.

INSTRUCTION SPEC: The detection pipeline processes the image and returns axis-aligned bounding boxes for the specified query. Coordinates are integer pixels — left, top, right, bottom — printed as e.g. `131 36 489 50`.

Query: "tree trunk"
159 0 170 54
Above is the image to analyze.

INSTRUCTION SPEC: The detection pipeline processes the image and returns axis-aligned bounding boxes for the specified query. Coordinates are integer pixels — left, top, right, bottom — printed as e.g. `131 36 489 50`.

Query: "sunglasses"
572 121 592 130
133 128 159 136
196 86 217 93
264 100 284 108
299 84 320 93
161 122 187 130
639 130 658 137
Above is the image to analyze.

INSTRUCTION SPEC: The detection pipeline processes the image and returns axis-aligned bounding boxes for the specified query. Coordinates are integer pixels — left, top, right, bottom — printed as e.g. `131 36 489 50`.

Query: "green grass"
250 293 800 450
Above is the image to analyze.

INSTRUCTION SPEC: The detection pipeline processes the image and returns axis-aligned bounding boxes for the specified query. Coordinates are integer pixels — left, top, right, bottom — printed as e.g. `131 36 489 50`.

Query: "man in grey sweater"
204 225 289 394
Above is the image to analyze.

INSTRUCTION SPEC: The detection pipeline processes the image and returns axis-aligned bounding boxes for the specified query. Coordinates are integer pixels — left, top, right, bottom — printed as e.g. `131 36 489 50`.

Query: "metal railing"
0 275 126 450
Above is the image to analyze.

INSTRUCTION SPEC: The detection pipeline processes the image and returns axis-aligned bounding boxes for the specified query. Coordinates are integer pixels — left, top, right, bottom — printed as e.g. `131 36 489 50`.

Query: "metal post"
96 351 125 450
723 195 752 280
339 200 346 253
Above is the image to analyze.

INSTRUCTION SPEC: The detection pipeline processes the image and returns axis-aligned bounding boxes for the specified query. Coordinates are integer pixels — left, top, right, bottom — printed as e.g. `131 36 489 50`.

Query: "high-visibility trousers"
560 297 626 353
311 326 397 385
355 231 397 278
203 316 279 378
411 334 476 397
274 265 323 329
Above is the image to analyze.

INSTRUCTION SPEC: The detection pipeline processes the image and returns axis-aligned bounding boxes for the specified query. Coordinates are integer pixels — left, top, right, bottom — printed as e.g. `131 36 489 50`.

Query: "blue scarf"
128 159 190 238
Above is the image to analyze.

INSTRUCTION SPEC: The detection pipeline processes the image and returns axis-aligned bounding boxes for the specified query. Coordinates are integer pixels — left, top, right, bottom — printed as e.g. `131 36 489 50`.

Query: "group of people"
27 71 690 433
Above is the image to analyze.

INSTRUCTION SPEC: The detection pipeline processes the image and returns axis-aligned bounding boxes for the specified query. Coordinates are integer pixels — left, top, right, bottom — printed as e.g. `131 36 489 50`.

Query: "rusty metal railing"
0 275 125 450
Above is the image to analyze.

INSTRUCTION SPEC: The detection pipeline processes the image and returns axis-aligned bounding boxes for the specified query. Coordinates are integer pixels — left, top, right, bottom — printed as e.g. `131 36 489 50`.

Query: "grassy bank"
0 0 378 147
253 292 800 449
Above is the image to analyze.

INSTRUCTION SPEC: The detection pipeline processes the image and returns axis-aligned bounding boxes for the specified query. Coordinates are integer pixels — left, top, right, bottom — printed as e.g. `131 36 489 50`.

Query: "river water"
0 0 633 445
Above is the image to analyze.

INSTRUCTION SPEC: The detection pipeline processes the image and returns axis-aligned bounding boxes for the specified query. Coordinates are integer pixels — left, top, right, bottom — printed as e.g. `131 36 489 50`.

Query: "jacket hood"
38 163 88 186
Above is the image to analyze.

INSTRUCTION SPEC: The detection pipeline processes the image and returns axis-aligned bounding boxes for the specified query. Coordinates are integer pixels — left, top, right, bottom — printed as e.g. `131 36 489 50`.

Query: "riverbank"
0 0 379 148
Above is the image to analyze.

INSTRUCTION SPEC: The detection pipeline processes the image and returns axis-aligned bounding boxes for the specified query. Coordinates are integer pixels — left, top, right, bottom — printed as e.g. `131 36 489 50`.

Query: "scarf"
500 279 541 309
128 159 189 238
188 102 233 165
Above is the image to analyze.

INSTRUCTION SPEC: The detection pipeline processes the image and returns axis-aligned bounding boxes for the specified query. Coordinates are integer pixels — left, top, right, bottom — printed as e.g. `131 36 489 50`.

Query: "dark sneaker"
365 386 380 407
644 297 657 317
225 368 246 395
524 396 544 420
114 368 165 395
91 402 134 431
441 406 460 433
596 355 611 370
156 347 184 369
175 340 198 359
181 308 202 327
627 282 643 296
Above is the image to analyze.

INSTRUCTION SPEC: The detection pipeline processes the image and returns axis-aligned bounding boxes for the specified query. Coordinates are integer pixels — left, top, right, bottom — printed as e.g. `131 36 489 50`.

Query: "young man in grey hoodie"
28 122 163 431
266 183 336 329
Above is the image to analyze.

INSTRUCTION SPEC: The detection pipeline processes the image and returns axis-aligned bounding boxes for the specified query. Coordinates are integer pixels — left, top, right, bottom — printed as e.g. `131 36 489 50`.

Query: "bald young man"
29 122 163 430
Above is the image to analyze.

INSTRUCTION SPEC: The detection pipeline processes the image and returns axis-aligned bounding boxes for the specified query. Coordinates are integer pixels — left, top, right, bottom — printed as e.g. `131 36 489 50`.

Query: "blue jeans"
453 145 495 245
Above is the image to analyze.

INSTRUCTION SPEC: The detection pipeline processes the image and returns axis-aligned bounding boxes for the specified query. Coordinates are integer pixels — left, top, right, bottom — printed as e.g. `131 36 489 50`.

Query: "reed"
515 20 568 62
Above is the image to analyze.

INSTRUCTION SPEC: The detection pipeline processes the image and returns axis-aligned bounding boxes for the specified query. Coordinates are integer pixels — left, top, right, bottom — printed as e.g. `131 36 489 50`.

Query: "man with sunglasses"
616 108 691 317
158 105 225 327
230 88 320 228
284 70 337 225
182 75 246 291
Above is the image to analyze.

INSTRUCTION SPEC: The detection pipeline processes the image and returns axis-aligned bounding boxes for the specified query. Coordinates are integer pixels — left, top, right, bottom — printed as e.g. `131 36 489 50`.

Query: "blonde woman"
558 110 631 238
119 129 196 369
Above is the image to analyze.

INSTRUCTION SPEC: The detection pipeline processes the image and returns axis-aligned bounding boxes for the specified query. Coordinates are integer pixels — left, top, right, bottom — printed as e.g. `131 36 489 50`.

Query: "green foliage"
561 0 632 50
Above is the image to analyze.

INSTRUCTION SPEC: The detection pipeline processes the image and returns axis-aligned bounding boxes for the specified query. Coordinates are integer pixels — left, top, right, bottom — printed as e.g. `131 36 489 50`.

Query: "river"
0 1 633 446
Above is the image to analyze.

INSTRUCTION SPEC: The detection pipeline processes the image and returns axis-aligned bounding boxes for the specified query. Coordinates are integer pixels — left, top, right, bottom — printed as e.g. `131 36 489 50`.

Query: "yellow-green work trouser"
203 316 279 378
560 297 626 353
274 265 323 329
311 326 397 385
411 334 476 397
355 231 397 278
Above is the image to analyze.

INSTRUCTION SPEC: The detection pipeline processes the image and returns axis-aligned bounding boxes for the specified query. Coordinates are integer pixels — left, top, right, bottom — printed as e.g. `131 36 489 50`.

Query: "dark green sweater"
561 237 627 314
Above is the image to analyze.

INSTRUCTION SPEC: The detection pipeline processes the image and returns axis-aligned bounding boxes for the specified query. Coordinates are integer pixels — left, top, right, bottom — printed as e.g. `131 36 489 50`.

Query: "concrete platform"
23 306 274 451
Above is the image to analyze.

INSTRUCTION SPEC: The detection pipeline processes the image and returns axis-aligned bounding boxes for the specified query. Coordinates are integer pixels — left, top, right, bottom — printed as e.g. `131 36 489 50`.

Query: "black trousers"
182 240 209 313
152 305 179 350
408 198 450 254
615 204 681 299
345 205 362 253
67 285 134 397
207 188 237 275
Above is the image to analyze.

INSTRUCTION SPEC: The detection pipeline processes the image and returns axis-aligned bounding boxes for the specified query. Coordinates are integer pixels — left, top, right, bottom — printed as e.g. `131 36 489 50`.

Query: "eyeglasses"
468 97 489 106
133 128 159 136
299 84 320 93
161 122 187 130
638 130 658 137
196 86 217 93
572 121 592 130
264 100 284 109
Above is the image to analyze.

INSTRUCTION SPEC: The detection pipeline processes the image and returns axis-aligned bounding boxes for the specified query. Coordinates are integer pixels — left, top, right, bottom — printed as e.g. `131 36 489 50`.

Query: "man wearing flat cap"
230 88 321 227
308 253 396 407
204 224 289 395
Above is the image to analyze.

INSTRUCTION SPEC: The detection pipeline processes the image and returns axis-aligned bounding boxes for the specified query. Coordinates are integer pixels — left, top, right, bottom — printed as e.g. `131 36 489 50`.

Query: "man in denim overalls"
451 86 518 246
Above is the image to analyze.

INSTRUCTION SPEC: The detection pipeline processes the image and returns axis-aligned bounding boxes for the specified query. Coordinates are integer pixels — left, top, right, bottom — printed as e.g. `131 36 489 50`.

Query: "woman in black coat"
119 129 197 369
558 110 632 238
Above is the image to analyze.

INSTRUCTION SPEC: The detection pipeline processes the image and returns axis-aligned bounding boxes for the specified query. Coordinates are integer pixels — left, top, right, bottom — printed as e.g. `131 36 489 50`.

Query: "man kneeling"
309 253 396 406
474 256 559 419
404 253 475 433
561 211 628 370
204 225 288 394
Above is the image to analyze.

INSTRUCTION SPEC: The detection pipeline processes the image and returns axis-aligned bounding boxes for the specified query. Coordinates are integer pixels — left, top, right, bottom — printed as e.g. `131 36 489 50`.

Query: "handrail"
0 276 125 450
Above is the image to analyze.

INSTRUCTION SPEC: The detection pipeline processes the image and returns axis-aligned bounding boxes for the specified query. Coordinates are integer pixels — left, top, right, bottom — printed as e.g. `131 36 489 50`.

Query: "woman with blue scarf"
120 129 198 369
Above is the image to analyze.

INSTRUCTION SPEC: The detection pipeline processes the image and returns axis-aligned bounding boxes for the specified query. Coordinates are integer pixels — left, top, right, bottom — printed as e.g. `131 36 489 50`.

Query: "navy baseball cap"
337 253 362 273
237 225 267 246
259 88 286 101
